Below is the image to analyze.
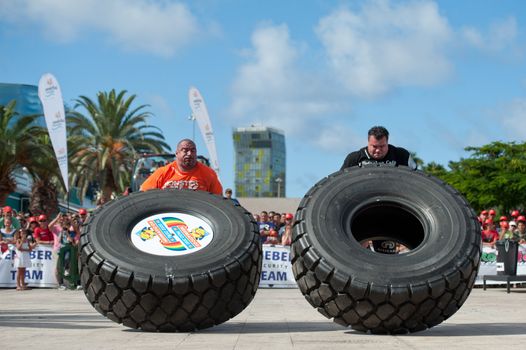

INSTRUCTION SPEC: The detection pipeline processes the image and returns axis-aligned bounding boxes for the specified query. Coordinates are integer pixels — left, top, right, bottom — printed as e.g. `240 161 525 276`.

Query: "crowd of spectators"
221 188 294 246
479 209 526 248
0 205 89 291
252 210 294 246
251 206 526 251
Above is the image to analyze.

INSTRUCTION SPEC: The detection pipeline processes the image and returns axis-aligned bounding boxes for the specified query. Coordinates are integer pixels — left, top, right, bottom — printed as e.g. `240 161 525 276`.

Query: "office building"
233 126 286 197
0 83 44 210
0 83 43 117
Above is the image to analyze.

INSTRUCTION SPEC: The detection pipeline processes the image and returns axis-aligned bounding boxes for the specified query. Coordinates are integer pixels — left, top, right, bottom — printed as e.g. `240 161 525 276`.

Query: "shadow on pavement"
342 322 526 337
122 321 343 334
199 321 343 334
0 310 113 330
406 323 526 337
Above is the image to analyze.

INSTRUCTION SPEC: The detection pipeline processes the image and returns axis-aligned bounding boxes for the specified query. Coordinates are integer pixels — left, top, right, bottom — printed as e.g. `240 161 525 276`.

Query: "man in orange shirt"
140 139 223 195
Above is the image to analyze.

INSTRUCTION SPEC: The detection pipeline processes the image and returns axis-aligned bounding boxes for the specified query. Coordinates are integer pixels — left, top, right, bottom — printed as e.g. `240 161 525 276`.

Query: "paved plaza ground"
1 286 525 349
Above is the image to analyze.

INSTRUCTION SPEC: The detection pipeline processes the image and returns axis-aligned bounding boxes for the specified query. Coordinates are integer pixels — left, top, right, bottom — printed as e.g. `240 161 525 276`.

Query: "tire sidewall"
82 189 256 277
299 166 480 286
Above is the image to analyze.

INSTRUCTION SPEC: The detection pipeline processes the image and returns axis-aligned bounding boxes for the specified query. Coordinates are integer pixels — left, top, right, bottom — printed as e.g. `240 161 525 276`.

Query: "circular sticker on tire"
130 213 214 256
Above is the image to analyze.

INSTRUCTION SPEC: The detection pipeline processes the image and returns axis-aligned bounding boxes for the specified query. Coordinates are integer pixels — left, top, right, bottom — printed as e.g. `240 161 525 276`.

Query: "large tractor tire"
79 189 261 332
291 166 481 334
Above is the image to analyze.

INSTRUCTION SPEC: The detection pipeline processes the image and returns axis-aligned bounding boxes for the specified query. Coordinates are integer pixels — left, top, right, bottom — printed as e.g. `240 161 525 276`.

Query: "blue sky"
1 0 526 198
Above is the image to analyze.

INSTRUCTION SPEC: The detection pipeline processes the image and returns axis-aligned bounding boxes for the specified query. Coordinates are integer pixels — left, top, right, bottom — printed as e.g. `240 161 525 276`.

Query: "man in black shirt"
341 126 416 254
341 126 416 170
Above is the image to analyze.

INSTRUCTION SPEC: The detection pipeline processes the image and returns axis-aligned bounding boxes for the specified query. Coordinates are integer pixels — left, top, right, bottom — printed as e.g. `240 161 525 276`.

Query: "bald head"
176 139 197 171
177 139 196 150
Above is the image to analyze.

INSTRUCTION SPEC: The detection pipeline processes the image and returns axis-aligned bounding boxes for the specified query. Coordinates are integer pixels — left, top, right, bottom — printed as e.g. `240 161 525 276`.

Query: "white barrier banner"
475 244 526 284
0 246 58 288
3 244 523 288
259 245 297 288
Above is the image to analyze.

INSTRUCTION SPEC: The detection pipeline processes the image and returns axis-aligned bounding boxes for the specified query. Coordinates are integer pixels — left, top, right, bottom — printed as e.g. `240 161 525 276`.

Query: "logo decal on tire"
131 213 213 256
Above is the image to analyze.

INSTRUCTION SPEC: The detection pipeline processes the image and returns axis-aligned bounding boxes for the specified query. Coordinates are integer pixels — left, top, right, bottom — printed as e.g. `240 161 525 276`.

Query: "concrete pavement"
1 286 525 349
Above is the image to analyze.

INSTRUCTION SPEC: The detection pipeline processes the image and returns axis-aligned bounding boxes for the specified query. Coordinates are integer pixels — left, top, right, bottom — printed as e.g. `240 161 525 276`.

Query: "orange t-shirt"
140 161 223 195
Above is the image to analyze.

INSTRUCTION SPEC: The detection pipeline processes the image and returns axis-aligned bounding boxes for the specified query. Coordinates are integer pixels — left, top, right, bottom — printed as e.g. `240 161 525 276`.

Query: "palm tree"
422 161 448 178
27 133 62 217
68 89 170 203
410 152 424 170
0 101 42 205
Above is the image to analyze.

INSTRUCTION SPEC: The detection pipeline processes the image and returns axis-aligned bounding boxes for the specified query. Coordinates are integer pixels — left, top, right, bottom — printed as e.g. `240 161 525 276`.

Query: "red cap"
38 214 48 221
484 219 494 225
501 222 509 228
79 208 87 215
499 216 508 221
511 210 520 217
29 216 38 223
2 206 12 213
285 213 294 220
489 209 496 215
481 210 488 215
517 216 526 223
269 230 279 237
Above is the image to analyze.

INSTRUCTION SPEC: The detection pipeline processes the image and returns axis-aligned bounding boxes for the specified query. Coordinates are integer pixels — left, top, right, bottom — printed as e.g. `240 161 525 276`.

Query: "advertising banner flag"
38 73 68 191
188 87 220 173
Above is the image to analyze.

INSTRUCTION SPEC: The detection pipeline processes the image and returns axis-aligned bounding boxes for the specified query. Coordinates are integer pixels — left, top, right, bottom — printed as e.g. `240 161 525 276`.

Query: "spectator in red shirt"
481 219 499 248
78 208 89 225
0 206 21 230
279 213 294 246
487 209 496 222
479 210 488 224
498 216 509 234
263 230 280 245
33 214 55 246
516 216 526 244
27 217 39 236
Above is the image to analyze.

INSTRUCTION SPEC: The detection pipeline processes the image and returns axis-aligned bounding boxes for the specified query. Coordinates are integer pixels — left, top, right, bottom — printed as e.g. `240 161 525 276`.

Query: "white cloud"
315 0 453 97
228 23 351 149
0 0 200 57
501 98 526 139
146 94 176 122
462 17 518 52
314 123 362 151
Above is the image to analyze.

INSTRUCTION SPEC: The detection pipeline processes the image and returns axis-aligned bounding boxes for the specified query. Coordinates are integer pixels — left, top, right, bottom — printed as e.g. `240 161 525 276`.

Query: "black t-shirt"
341 144 415 254
340 144 415 170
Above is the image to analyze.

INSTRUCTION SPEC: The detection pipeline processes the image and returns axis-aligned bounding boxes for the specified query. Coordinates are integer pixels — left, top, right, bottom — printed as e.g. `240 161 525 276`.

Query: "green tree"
442 141 526 213
68 90 170 203
410 152 424 169
0 101 42 205
27 133 62 217
422 161 448 178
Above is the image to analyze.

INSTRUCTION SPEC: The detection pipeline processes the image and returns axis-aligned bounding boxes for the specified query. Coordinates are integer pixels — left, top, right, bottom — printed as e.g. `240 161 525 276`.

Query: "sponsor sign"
3 244 523 288
476 244 526 284
130 213 214 256
0 246 58 288
259 245 297 288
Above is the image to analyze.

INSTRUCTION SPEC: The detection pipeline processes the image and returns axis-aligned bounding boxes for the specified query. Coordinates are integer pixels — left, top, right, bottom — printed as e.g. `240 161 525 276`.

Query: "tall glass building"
0 83 43 117
0 83 44 210
233 126 286 198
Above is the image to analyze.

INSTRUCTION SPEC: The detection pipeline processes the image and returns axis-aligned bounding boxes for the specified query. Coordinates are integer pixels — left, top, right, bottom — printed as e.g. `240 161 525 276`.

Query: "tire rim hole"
348 202 425 254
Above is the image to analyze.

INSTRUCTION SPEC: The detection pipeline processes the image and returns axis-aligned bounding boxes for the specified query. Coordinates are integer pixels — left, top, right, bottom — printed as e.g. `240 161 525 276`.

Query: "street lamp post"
275 177 283 198
188 114 196 141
